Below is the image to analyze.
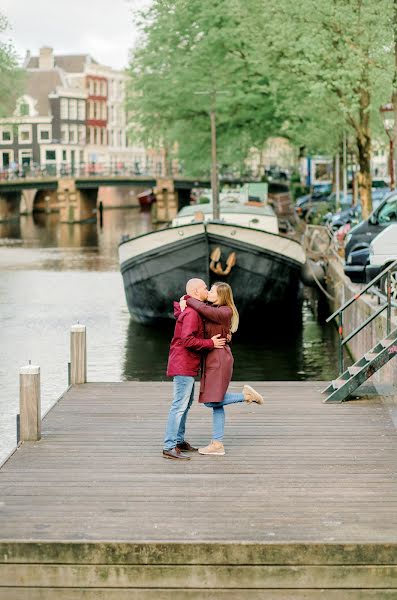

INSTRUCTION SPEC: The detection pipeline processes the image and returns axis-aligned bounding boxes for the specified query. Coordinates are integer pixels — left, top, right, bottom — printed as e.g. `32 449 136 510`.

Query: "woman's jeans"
163 376 195 451
204 392 244 441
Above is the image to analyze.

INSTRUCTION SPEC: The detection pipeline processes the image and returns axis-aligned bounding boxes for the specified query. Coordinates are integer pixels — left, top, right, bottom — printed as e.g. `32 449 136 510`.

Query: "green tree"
0 13 23 117
244 0 394 216
127 0 281 177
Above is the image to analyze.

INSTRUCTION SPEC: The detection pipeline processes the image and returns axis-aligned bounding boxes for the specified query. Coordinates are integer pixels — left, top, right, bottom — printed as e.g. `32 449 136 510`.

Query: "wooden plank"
0 381 396 545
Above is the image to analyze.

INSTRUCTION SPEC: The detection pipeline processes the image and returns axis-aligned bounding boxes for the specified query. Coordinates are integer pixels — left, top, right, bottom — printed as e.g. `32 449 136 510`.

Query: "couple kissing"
163 278 264 460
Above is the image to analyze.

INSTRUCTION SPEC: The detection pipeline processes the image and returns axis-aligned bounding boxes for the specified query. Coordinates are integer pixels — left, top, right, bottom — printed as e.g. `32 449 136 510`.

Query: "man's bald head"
186 278 208 301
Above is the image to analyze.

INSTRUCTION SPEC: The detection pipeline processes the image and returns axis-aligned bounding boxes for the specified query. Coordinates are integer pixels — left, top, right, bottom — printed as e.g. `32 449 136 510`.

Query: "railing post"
70 324 87 384
387 270 391 336
19 363 41 442
338 312 344 374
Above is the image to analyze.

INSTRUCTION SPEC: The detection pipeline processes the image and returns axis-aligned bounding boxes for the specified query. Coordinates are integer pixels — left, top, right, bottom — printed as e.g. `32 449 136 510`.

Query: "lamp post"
380 103 395 190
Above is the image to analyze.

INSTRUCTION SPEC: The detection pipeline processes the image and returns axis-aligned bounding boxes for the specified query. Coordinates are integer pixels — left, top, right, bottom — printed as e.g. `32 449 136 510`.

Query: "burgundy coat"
166 301 214 377
186 298 233 403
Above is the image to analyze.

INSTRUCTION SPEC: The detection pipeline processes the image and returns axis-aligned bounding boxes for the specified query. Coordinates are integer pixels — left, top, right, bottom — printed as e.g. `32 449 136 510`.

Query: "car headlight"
345 233 352 246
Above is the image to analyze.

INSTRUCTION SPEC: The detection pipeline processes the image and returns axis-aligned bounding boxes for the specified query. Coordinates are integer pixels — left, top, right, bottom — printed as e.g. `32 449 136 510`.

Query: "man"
163 278 226 460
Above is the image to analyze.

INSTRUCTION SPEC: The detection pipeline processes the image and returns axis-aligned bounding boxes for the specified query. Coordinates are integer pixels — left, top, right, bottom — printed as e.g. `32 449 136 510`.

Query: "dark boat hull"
119 223 305 324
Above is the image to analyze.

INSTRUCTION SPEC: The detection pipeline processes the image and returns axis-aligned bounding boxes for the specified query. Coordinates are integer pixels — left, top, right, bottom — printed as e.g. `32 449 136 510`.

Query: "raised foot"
243 384 264 404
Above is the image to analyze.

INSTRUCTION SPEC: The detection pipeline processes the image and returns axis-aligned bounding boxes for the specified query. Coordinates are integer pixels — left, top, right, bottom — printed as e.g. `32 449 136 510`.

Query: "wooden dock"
1 380 397 598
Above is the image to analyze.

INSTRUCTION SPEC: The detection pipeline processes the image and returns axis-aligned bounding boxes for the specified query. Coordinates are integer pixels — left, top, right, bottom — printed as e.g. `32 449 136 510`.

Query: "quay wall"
325 256 397 387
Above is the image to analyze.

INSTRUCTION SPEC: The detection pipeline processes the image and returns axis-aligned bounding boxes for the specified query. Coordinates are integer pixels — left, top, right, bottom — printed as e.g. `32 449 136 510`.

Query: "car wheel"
380 267 397 300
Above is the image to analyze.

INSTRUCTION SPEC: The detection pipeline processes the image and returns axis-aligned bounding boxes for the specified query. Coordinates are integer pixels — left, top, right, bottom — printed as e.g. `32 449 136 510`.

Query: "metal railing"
326 259 397 374
0 162 166 181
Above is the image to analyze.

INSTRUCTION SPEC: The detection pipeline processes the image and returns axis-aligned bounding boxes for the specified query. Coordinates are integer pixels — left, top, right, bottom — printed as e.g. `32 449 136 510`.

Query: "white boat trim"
206 223 306 265
119 223 205 266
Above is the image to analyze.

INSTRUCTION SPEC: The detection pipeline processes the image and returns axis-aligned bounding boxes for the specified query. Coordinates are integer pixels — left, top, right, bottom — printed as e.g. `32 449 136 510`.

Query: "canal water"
0 208 341 464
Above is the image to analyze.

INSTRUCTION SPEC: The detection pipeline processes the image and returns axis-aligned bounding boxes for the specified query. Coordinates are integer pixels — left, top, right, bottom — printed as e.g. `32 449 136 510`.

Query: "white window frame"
0 149 14 167
78 125 86 144
38 125 52 143
1 126 13 144
69 124 78 144
78 100 85 121
60 98 68 119
69 99 77 120
61 124 69 144
18 149 33 164
18 125 32 144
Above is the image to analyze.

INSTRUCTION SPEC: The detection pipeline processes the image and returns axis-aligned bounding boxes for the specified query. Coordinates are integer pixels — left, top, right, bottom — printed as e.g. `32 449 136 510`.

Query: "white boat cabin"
172 196 279 234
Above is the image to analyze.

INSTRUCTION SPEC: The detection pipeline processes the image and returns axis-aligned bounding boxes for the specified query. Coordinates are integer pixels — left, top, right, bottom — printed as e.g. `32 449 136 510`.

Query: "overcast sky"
1 0 150 70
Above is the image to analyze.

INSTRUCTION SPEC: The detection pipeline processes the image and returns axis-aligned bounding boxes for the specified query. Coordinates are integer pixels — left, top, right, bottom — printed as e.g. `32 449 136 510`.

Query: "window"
1 128 12 143
20 103 30 116
62 150 67 161
378 197 397 224
69 99 77 120
78 125 85 144
61 124 68 143
69 125 77 144
101 128 107 145
78 100 85 121
18 125 32 144
45 150 56 161
101 103 107 120
60 98 68 119
101 81 107 96
19 149 32 166
94 81 98 95
38 126 51 142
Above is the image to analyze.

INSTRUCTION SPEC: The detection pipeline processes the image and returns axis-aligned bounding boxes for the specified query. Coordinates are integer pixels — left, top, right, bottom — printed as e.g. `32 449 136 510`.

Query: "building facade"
0 47 164 175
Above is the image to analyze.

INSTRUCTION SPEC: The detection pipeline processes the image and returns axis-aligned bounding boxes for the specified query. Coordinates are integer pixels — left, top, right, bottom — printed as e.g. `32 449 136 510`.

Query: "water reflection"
123 301 342 382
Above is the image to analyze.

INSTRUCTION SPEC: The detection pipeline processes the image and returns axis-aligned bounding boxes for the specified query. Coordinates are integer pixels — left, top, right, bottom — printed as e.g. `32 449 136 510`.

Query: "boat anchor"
209 247 237 276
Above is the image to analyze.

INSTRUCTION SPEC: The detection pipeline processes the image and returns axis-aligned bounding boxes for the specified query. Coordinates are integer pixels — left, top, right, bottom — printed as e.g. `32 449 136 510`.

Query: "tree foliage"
127 0 281 176
128 0 397 213
0 13 23 117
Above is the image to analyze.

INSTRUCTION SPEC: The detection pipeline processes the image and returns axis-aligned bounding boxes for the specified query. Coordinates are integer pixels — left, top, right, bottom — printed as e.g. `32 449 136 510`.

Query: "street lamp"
380 103 395 190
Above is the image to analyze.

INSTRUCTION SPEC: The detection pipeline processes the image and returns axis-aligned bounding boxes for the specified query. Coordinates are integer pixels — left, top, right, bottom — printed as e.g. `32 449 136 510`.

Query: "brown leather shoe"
176 440 198 452
162 448 191 460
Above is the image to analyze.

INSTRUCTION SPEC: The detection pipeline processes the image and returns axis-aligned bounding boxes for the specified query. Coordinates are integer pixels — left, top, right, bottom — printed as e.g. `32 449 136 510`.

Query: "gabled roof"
26 54 98 73
25 70 63 116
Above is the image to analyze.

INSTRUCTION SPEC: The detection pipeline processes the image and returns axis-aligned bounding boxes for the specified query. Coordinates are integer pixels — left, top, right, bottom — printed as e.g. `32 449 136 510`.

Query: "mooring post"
19 363 41 442
70 323 87 384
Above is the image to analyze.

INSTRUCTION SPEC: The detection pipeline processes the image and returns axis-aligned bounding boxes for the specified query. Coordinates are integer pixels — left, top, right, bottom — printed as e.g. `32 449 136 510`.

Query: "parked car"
344 192 397 261
344 224 397 295
344 247 370 283
326 194 386 230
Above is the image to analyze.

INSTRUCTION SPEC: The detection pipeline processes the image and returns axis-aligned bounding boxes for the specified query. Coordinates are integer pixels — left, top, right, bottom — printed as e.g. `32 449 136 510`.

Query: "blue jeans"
163 376 195 451
204 392 244 441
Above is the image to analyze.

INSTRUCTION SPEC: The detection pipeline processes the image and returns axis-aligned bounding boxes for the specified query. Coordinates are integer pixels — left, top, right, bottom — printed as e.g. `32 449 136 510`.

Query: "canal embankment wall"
325 255 397 388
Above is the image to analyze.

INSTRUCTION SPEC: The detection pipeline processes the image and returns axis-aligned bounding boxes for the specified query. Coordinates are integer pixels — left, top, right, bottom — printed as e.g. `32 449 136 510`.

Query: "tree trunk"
355 81 372 219
356 133 372 219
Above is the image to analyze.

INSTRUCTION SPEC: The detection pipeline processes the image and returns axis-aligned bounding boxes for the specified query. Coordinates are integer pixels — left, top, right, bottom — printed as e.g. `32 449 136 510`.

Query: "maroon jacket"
186 298 233 403
166 300 214 377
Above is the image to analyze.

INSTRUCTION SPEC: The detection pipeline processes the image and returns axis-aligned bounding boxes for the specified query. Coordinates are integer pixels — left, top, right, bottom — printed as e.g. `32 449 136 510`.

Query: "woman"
181 282 263 456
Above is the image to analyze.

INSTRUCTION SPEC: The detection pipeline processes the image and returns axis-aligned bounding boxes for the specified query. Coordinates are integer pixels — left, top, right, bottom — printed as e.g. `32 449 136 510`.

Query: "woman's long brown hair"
213 282 239 333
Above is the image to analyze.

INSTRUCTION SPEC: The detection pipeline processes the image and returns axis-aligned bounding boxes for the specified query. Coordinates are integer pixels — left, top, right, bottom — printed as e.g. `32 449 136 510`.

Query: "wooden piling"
70 324 87 384
19 364 41 442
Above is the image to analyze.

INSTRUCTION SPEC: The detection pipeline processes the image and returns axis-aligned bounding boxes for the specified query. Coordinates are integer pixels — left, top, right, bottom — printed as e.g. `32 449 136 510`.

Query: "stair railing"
326 259 397 374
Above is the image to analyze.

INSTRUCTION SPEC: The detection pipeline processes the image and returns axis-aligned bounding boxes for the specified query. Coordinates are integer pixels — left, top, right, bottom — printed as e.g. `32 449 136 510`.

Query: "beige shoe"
198 440 225 456
243 385 264 404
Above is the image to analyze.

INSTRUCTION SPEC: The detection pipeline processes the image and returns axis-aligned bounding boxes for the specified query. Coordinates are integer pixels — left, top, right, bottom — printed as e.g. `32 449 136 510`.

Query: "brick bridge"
0 174 251 224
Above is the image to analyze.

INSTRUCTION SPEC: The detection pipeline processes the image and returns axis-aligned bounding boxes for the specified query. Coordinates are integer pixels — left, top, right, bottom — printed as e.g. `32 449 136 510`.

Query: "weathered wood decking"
1 381 397 597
